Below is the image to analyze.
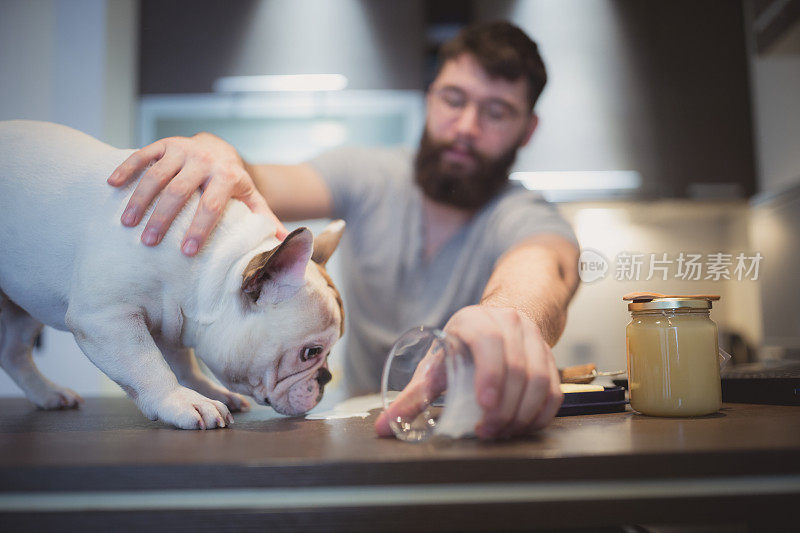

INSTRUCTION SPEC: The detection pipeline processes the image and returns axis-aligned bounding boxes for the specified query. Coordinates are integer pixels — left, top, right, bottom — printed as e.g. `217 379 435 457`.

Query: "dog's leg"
155 337 251 413
66 308 232 429
0 295 83 409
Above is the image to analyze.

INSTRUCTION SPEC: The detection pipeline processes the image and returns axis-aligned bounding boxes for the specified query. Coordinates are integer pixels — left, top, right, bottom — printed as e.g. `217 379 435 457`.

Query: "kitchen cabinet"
476 0 757 198
139 0 757 199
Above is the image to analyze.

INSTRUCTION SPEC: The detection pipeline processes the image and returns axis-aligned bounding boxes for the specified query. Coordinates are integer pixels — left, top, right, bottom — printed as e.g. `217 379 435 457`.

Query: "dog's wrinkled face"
196 220 345 417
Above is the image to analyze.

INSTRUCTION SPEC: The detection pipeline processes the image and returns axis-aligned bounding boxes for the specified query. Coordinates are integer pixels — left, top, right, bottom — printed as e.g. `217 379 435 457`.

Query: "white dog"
0 120 345 429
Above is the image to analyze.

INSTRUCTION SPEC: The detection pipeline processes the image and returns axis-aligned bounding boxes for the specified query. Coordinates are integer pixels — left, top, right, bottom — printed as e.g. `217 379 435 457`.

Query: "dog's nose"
262 396 270 406
316 367 332 387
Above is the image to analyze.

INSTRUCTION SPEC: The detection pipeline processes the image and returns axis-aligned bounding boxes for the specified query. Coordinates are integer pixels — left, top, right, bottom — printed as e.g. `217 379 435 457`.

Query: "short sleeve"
487 187 579 263
306 146 405 222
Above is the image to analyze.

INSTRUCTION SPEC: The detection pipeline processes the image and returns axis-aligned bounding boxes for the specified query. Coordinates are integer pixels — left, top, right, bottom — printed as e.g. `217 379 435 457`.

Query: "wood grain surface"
0 397 798 492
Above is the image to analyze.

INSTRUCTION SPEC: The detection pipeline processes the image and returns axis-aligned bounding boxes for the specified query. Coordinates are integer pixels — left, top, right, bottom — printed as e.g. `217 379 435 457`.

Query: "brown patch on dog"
241 241 344 336
241 248 278 301
240 228 310 301
313 262 345 337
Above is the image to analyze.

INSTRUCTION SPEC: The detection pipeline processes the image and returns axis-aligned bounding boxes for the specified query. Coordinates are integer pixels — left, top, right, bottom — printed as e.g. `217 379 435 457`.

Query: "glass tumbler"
381 326 481 442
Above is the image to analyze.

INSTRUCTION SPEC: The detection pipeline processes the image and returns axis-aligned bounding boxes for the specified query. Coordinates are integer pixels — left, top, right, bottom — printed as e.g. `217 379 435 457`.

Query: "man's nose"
454 102 481 138
316 367 332 387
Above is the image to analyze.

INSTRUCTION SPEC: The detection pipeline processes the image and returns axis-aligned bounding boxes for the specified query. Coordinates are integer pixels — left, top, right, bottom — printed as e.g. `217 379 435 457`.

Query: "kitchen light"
213 74 348 93
510 170 642 191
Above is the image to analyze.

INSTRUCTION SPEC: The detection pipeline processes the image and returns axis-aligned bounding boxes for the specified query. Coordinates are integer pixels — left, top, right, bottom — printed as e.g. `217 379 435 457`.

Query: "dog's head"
195 220 345 416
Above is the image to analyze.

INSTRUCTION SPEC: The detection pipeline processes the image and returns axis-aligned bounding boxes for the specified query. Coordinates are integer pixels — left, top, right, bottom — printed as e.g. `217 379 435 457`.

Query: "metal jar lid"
627 297 713 312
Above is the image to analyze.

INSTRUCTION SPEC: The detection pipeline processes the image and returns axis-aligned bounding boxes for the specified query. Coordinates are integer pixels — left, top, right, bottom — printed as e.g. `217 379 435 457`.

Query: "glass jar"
626 297 722 416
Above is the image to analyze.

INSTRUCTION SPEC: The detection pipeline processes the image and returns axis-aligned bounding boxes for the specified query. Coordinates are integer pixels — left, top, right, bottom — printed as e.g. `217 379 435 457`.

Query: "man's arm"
459 234 579 437
243 161 334 222
480 233 579 345
375 233 579 440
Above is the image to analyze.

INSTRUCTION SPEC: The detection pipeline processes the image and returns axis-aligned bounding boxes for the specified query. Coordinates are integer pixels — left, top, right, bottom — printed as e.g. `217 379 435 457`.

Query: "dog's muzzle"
316 367 332 387
315 367 332 402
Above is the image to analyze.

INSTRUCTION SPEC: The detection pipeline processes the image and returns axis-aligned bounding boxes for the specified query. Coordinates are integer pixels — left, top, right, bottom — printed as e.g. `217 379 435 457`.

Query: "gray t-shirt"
308 146 578 396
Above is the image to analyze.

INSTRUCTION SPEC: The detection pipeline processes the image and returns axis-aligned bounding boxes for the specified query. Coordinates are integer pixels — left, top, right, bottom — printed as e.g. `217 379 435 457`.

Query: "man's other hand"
107 133 288 255
374 305 563 440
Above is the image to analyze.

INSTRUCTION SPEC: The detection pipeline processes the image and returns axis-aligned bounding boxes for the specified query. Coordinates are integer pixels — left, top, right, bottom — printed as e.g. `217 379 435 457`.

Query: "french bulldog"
0 120 345 429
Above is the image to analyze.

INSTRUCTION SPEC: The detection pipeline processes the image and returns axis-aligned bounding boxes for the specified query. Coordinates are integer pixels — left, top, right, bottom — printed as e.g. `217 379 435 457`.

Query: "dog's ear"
241 228 313 305
312 219 346 266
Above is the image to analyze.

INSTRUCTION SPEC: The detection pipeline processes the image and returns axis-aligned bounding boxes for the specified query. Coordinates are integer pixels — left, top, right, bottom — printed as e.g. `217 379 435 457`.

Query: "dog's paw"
180 377 251 413
31 386 83 410
198 385 251 413
146 387 234 430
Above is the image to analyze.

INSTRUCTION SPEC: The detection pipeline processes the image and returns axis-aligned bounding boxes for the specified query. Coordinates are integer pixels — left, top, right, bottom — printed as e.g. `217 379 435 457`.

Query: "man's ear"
241 227 313 305
312 219 346 266
519 113 539 148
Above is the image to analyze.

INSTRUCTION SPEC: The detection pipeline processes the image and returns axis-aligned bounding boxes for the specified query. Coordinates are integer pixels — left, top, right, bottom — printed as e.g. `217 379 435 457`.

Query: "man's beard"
413 130 521 210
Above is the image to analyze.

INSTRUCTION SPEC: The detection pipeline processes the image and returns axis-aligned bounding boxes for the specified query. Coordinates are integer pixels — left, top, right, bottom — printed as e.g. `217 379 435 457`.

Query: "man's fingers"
239 189 288 240
454 320 506 412
275 223 289 241
109 134 275 249
180 176 237 256
108 140 166 187
475 310 527 439
140 164 205 246
528 350 564 431
122 153 186 228
505 326 553 435
375 347 447 438
270 211 289 241
239 187 269 215
374 379 430 437
528 387 563 432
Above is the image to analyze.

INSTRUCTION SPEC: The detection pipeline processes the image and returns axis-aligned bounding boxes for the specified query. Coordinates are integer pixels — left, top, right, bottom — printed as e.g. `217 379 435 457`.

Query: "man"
107 21 580 440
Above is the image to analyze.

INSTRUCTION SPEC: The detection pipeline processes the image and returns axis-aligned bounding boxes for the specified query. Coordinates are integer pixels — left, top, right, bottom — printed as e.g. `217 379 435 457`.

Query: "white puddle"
304 393 384 420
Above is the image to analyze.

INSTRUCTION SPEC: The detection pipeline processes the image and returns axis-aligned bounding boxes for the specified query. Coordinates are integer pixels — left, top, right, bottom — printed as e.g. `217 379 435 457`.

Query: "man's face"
415 53 538 209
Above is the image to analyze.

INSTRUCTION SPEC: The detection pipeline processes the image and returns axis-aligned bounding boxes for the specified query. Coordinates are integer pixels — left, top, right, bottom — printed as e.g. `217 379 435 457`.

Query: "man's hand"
107 133 288 255
374 305 563 440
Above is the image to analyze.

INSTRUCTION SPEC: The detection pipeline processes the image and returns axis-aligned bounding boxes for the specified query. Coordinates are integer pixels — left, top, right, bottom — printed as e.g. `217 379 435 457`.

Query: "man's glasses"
430 87 523 131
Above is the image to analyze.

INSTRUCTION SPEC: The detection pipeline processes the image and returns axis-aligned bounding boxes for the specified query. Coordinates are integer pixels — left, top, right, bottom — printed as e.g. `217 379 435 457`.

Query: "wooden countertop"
0 397 798 491
1 398 798 530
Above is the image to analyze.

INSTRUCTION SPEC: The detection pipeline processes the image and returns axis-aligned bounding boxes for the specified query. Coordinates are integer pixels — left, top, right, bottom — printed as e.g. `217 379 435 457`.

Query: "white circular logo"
578 249 609 283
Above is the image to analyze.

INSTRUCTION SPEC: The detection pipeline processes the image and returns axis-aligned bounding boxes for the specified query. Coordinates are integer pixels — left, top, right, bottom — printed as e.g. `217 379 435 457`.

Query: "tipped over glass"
380 326 481 442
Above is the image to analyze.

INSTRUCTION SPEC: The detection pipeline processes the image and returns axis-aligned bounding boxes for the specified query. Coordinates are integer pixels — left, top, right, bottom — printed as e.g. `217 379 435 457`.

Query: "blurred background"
1 0 798 404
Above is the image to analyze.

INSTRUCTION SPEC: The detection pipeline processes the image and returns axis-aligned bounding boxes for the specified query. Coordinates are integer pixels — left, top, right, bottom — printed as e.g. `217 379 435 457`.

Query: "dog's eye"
301 346 324 361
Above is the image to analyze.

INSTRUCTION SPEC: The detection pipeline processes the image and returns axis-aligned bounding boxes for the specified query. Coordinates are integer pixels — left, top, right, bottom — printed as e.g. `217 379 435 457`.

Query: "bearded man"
107 21 580 440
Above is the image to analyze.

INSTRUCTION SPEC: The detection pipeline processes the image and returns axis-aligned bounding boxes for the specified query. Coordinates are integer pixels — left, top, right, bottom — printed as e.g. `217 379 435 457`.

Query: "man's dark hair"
438 21 547 112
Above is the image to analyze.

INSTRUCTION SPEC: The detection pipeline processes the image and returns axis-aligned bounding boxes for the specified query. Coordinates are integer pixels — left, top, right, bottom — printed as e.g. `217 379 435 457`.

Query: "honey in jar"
625 296 722 417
